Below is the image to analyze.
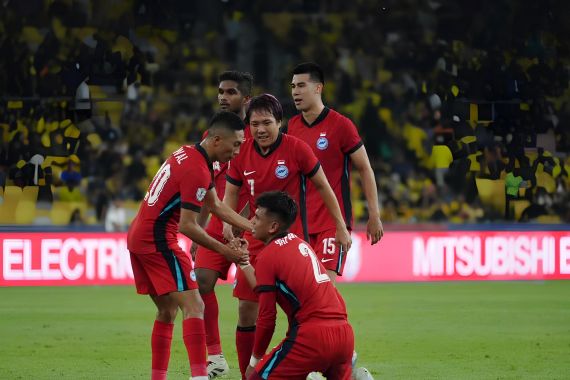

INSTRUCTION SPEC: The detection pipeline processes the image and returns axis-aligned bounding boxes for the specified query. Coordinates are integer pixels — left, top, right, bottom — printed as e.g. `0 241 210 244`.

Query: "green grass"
1 282 569 379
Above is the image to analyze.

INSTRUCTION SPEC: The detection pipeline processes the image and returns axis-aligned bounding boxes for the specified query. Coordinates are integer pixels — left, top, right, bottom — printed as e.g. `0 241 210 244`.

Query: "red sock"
183 318 207 377
236 326 256 379
202 291 222 356
151 320 174 380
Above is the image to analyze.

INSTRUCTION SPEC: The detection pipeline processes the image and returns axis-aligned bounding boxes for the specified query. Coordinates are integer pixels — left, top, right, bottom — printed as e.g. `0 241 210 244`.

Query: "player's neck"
237 108 246 121
301 102 325 125
199 140 216 162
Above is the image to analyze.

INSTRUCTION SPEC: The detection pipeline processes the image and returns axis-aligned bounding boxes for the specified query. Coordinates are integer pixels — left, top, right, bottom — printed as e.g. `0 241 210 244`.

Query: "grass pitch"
1 282 569 379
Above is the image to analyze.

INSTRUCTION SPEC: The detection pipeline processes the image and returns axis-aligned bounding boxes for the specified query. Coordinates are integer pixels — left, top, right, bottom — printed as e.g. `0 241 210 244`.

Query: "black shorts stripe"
258 323 299 379
160 249 189 292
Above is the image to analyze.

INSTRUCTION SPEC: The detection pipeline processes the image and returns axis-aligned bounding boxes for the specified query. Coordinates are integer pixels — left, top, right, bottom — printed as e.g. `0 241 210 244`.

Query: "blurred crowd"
1 0 569 227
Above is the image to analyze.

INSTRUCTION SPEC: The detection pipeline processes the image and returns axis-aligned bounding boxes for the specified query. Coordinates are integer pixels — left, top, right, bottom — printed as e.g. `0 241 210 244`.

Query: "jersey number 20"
298 242 330 283
146 163 171 206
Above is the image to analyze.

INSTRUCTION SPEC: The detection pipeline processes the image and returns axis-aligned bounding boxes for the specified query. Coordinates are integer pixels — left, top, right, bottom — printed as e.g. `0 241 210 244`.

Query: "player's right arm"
221 181 241 241
190 205 210 259
205 186 252 233
179 195 247 264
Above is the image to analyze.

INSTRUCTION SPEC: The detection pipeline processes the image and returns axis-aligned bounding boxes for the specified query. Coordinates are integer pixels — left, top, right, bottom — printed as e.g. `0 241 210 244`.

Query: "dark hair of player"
246 93 283 122
208 111 246 133
292 62 325 84
219 71 254 97
256 191 298 232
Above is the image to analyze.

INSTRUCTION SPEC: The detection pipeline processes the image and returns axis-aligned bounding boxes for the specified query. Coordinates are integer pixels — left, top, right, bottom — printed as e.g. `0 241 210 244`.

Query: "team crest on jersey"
275 160 289 179
196 188 207 201
212 161 221 171
316 133 329 150
190 270 196 282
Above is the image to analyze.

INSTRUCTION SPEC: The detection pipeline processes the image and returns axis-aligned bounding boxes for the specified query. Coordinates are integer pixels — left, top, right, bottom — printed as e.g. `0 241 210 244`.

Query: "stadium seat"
4 186 23 203
15 200 37 224
536 172 556 193
475 178 505 214
22 186 39 202
510 199 531 221
50 202 74 225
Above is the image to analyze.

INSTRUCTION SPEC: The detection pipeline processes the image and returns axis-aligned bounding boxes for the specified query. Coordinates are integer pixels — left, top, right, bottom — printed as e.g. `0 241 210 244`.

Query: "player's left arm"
350 145 384 244
309 167 352 252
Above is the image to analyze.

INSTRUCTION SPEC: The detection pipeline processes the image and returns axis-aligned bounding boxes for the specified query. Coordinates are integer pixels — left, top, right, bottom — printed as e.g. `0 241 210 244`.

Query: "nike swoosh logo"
244 170 256 176
321 258 334 263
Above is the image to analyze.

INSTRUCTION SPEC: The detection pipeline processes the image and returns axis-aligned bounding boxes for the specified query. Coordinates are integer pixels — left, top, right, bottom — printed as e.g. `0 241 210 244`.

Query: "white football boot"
353 367 374 380
207 354 229 378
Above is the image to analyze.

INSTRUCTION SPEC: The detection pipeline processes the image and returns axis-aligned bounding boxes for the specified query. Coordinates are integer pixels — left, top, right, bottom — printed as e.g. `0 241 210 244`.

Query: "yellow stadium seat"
14 201 37 224
430 145 454 169
44 155 68 167
4 186 23 204
50 202 73 225
22 186 39 202
510 200 530 221
536 172 556 193
468 152 482 171
475 178 505 214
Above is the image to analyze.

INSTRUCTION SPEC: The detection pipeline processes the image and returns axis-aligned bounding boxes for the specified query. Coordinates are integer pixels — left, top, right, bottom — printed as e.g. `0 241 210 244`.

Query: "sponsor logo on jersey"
275 165 289 179
196 188 207 201
316 136 329 150
213 161 221 171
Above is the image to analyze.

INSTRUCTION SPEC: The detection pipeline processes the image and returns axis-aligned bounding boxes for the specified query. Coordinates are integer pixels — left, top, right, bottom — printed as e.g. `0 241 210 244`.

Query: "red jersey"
205 126 252 241
286 107 362 232
253 233 348 357
226 133 320 244
127 144 214 253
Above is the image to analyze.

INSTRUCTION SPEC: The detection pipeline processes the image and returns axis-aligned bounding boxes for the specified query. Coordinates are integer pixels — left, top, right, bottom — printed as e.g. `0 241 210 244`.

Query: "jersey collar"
268 231 290 244
253 131 283 157
301 106 330 128
194 143 214 174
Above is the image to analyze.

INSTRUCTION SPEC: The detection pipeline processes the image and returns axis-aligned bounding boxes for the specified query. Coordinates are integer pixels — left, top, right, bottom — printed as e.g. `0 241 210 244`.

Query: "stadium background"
1 0 570 379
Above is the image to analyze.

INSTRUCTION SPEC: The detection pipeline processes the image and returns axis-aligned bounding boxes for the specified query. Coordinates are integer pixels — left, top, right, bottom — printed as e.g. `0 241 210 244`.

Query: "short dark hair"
292 62 325 84
219 71 254 97
256 191 298 232
246 94 283 122
208 111 246 132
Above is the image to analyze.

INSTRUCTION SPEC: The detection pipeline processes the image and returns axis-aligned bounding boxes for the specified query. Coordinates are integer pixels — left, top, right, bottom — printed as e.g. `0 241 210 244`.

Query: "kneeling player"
241 191 354 380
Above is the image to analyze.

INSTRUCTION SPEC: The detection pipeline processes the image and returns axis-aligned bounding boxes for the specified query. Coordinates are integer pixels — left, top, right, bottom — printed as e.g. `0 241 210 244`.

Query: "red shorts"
233 232 265 301
309 228 348 276
250 321 354 380
194 244 233 280
130 248 197 296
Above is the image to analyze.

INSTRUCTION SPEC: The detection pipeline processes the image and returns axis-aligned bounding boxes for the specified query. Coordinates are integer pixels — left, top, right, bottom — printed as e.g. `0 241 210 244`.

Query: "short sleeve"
226 154 243 186
180 162 211 212
295 138 320 178
254 252 277 293
340 116 363 155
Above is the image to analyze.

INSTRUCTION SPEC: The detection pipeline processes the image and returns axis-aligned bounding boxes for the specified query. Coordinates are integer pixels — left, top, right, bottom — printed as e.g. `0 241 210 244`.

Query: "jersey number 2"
146 163 171 206
298 242 330 283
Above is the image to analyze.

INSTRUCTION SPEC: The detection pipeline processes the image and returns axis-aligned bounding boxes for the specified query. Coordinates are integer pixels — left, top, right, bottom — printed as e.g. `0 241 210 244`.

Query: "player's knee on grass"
238 299 258 326
195 268 219 295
